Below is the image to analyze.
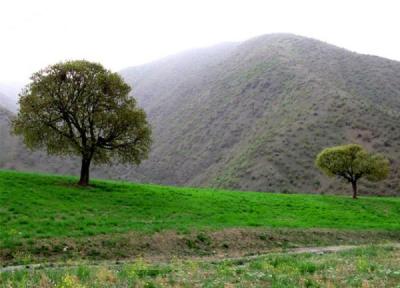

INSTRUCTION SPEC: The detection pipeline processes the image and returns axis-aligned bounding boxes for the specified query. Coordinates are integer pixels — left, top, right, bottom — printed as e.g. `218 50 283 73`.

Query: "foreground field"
1 245 400 287
1 170 400 266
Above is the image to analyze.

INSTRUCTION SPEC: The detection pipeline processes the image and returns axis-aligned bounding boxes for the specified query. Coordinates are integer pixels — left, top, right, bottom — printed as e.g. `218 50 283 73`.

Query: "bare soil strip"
2 228 400 268
2 243 400 273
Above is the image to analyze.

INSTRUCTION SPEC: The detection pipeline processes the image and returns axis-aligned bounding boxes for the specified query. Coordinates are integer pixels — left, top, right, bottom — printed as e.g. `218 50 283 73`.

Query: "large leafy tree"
315 144 389 198
13 60 152 186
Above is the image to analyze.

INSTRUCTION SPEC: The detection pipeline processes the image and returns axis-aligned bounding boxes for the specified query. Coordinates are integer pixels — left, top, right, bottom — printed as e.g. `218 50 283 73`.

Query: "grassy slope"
1 170 400 245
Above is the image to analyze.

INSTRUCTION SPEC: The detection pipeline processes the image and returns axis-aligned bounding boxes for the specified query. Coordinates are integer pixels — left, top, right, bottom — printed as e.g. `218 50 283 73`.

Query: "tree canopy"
315 144 389 198
12 60 152 185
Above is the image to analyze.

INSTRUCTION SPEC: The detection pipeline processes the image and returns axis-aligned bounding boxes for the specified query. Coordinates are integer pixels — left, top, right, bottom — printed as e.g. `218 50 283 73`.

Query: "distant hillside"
0 107 72 172
0 92 17 112
120 34 400 195
0 107 146 181
0 82 22 111
2 34 400 195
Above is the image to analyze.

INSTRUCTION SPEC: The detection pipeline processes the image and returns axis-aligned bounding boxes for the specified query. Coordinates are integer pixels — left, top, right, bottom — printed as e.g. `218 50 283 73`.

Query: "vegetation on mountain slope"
2 34 400 195
0 107 80 175
120 34 400 195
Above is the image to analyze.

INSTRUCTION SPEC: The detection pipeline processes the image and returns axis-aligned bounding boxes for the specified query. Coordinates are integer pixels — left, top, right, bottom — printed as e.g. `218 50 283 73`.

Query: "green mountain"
120 34 400 195
2 34 400 195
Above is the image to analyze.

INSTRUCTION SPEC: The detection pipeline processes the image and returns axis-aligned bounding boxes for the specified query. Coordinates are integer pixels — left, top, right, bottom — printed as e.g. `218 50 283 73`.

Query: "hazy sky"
1 0 399 83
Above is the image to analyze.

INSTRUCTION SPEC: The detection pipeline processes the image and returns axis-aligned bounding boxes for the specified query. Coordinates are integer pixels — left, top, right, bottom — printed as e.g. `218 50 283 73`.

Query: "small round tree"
315 144 389 199
12 60 152 186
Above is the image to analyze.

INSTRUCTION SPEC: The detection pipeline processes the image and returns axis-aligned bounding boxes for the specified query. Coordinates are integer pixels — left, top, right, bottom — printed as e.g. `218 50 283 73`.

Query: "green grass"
1 169 400 267
1 169 400 246
2 245 400 287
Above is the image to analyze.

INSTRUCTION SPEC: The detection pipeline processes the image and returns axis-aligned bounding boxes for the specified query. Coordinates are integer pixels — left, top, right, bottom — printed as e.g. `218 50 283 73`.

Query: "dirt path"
2 242 399 273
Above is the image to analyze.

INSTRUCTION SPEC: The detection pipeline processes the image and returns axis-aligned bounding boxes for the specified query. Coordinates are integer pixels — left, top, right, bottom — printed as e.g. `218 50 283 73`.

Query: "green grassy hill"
1 170 399 265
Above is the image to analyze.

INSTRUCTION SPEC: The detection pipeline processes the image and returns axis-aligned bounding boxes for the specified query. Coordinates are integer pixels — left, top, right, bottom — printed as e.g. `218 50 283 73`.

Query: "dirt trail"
1 243 399 273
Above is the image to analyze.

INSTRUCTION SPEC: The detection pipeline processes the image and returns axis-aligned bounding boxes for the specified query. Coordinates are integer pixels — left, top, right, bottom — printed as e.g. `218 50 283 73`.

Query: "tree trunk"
351 181 358 199
78 157 91 186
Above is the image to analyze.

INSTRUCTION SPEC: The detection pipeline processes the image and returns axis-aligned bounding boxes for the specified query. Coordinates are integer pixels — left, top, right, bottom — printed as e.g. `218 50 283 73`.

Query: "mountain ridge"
120 33 400 195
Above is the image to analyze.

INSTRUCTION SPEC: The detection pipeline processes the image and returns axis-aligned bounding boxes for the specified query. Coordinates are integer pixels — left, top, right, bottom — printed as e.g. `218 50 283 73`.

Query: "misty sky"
1 0 399 84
